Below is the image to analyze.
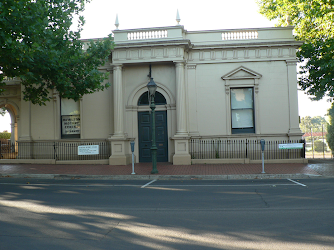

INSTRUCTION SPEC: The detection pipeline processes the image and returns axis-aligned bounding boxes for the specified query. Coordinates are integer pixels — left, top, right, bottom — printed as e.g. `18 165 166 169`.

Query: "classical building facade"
0 24 304 165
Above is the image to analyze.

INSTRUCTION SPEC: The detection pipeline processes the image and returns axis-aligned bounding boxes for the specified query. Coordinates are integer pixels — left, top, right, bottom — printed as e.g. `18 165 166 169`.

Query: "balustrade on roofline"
125 28 259 41
127 29 168 40
3 76 20 82
222 31 258 40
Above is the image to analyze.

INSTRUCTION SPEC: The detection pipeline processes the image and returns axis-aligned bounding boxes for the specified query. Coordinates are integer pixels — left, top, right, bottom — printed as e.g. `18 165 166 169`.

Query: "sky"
0 0 331 132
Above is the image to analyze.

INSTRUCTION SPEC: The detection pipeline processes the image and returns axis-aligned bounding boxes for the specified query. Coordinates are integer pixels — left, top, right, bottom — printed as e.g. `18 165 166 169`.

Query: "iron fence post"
245 139 248 159
53 142 56 160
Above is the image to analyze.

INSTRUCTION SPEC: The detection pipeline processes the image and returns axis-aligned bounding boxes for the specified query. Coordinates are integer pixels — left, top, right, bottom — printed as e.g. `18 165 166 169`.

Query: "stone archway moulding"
126 81 175 108
125 81 176 163
0 100 20 142
0 100 20 123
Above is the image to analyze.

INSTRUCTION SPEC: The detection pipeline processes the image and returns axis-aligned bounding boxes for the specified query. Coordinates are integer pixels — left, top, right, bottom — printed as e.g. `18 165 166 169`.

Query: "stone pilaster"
10 122 17 142
109 64 131 165
113 64 125 137
286 59 302 139
19 94 32 141
174 61 188 136
187 64 199 136
52 90 60 140
173 61 191 165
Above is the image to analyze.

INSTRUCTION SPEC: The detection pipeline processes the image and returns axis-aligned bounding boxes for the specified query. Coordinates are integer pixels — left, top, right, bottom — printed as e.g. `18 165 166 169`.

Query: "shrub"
0 132 11 140
314 140 327 152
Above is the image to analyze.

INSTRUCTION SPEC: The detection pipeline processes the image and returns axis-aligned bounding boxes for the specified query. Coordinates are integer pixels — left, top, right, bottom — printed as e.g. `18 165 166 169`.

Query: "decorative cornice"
111 63 123 68
187 46 298 63
113 46 186 64
223 66 261 95
285 59 298 65
222 66 262 80
113 39 191 49
190 40 303 50
187 64 196 69
174 61 185 66
0 86 21 98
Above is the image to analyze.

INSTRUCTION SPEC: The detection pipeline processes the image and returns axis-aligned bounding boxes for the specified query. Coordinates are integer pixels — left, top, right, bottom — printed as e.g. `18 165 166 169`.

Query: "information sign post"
130 141 135 175
260 139 265 174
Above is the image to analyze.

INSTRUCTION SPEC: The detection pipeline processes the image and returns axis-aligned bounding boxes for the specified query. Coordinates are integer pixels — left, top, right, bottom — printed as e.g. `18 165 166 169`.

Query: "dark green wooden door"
138 111 168 162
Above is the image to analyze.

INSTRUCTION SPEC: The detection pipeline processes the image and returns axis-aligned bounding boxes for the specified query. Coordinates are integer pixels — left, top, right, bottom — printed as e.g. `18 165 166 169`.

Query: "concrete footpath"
1 159 334 180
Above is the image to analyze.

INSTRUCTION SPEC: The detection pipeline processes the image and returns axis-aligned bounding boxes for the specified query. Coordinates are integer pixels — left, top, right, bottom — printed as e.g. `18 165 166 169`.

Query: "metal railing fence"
189 139 305 160
0 141 111 160
1 139 306 161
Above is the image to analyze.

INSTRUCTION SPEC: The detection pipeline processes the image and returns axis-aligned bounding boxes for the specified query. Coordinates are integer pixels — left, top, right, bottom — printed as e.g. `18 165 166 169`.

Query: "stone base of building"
109 154 132 165
191 158 308 164
173 154 191 165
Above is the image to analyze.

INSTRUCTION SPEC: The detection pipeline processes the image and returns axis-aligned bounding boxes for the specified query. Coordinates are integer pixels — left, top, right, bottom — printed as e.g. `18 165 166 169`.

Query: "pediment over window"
221 66 262 80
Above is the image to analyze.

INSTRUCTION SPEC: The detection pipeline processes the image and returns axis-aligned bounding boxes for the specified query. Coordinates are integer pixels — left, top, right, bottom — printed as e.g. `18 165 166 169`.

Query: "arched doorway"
0 103 19 159
0 103 18 143
137 91 168 162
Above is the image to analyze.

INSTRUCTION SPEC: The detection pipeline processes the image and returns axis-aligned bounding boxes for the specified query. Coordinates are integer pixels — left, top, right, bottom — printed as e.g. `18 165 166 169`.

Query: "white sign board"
278 143 304 150
78 145 99 155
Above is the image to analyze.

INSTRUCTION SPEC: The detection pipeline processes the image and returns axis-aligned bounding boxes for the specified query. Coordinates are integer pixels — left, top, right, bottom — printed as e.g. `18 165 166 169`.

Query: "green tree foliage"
327 102 334 151
0 107 6 116
314 140 327 152
257 0 334 100
0 0 113 105
0 131 11 139
300 116 328 133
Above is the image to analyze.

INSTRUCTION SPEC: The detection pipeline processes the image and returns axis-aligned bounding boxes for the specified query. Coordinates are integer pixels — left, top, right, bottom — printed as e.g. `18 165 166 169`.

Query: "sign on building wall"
61 115 80 135
78 145 99 155
278 143 304 149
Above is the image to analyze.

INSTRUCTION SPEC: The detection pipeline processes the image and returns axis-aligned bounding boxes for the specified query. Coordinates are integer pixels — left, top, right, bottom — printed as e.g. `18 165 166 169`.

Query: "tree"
0 107 6 116
327 103 334 152
0 131 11 139
314 139 327 152
300 116 328 133
257 0 334 100
0 0 113 105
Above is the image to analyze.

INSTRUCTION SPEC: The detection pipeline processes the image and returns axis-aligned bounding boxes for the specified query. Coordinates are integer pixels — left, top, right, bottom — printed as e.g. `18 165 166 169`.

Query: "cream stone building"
0 23 305 165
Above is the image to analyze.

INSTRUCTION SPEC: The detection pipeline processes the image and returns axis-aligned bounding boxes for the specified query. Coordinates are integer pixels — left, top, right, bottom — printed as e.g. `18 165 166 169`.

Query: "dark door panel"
138 111 168 162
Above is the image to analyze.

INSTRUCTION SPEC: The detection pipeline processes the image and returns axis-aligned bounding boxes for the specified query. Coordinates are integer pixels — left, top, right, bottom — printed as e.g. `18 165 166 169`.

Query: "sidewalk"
1 160 333 180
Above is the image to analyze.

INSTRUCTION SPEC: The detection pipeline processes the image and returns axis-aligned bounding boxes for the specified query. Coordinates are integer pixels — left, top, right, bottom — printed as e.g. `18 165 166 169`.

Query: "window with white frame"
230 87 255 134
61 98 80 139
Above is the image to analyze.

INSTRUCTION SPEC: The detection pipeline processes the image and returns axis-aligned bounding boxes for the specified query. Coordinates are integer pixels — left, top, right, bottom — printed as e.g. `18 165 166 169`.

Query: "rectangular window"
231 88 255 134
61 98 80 139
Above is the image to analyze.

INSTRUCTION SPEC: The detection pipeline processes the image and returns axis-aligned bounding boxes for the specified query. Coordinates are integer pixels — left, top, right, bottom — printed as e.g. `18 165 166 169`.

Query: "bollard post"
130 141 135 175
260 139 265 174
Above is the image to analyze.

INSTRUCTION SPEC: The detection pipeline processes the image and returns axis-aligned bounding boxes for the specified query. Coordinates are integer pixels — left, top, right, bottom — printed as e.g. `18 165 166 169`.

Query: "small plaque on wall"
61 115 80 135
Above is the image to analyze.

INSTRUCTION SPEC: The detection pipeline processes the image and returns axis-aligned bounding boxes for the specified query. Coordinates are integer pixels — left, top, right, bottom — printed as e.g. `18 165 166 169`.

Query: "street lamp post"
147 77 158 174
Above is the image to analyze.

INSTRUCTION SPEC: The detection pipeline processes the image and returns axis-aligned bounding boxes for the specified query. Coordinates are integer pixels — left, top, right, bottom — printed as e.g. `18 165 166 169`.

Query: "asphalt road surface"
0 178 333 250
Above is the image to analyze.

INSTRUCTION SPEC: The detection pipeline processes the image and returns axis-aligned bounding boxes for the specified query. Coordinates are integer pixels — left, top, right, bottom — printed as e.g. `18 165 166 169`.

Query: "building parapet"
113 26 186 43
2 76 21 85
113 26 298 45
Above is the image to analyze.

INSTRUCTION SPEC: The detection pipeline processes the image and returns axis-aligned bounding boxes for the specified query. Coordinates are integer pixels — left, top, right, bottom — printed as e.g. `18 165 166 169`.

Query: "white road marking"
0 183 141 187
287 179 307 187
148 184 297 187
0 180 305 188
141 179 157 188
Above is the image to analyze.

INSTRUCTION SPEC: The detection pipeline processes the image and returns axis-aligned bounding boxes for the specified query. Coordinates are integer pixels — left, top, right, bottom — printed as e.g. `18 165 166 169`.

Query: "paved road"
0 178 333 250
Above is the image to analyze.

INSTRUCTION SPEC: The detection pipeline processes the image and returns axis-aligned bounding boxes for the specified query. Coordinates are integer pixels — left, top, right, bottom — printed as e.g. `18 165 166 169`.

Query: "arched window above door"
137 91 167 106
